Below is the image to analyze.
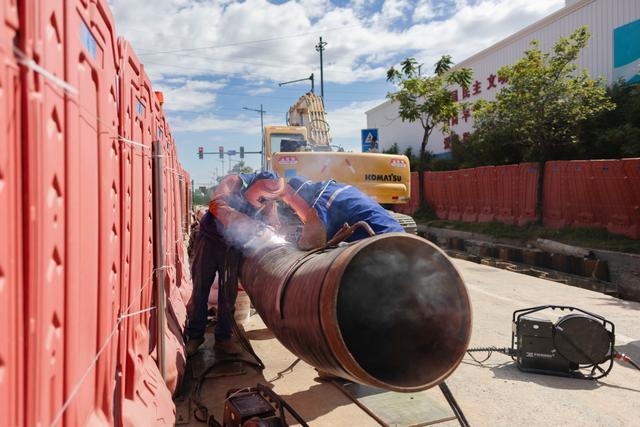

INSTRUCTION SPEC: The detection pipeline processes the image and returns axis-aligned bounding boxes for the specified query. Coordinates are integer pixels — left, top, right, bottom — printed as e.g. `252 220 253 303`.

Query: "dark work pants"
185 236 232 342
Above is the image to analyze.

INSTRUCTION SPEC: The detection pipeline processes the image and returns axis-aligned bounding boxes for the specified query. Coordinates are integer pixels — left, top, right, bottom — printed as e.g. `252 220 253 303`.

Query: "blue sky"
108 0 564 185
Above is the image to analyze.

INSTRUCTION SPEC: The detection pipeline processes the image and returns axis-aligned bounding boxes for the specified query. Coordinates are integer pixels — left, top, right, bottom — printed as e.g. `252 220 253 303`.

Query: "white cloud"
413 0 436 22
109 0 564 86
155 79 226 112
247 87 274 96
171 112 281 133
326 98 386 141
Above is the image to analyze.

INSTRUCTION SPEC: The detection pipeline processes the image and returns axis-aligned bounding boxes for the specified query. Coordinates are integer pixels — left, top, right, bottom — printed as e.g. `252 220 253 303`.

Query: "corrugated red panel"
476 166 495 222
621 158 640 236
590 160 639 238
460 168 478 222
117 37 176 423
0 2 23 426
424 171 446 218
393 171 419 215
21 1 123 424
494 164 519 224
566 161 599 228
61 1 121 425
21 1 68 424
543 161 569 228
444 171 463 221
517 163 539 226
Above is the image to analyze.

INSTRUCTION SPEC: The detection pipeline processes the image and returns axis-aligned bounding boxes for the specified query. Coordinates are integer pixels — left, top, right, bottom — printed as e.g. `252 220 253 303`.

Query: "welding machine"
222 384 308 427
511 305 615 379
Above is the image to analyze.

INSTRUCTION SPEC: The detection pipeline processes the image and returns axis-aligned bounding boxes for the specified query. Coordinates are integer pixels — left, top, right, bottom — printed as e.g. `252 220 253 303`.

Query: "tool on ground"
223 384 308 427
466 305 640 379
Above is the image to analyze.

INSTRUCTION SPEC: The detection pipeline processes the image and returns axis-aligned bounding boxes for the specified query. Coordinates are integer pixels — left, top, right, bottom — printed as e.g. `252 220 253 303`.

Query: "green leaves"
472 26 614 163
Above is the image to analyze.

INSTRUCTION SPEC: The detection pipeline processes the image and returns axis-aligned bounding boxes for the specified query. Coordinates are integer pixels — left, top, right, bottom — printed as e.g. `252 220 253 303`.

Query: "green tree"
386 56 472 206
577 82 640 158
472 26 615 223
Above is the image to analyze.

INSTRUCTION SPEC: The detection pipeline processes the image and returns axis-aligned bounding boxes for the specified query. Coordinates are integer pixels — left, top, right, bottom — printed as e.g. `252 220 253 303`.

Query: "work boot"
214 338 243 355
185 337 205 357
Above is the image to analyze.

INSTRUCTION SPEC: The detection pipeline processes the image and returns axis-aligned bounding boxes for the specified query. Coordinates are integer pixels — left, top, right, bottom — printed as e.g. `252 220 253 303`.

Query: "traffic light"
240 146 244 159
198 146 203 159
219 146 224 159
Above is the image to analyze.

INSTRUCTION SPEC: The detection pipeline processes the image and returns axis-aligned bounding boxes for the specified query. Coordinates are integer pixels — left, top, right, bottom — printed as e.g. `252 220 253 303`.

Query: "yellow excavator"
263 92 417 233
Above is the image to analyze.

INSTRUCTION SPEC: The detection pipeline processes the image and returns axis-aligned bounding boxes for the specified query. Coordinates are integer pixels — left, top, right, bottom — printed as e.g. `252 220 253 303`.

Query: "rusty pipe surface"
233 219 471 392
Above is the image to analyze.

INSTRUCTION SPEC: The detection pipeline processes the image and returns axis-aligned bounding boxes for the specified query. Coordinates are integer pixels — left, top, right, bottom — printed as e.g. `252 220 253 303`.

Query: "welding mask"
244 178 286 209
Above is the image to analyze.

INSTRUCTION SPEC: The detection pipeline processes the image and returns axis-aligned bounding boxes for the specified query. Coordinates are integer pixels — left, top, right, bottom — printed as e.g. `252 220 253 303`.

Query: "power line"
136 24 360 55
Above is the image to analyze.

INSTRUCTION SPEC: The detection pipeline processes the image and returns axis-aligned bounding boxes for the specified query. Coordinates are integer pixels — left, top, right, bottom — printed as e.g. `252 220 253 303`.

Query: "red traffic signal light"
198 146 204 159
219 146 224 159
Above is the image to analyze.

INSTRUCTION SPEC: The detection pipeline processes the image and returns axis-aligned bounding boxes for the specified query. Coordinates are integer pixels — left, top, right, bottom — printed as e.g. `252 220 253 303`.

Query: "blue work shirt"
289 177 404 242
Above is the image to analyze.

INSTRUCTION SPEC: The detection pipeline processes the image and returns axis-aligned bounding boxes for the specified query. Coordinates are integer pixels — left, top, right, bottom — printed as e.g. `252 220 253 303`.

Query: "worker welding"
10 1 640 426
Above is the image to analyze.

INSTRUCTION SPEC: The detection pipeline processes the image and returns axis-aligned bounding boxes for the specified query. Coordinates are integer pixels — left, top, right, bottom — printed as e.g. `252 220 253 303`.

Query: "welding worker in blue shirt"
185 171 285 356
279 176 404 250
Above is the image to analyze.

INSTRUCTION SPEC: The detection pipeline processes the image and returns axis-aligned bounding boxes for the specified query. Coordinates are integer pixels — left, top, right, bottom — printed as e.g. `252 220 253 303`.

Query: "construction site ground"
177 258 640 427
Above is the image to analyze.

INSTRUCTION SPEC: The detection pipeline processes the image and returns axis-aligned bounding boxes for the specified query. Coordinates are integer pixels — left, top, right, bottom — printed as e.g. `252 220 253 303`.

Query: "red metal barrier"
517 163 539 226
1 2 22 426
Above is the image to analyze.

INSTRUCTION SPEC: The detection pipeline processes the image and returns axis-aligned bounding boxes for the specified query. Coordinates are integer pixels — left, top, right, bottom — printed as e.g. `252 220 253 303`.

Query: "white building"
366 0 640 157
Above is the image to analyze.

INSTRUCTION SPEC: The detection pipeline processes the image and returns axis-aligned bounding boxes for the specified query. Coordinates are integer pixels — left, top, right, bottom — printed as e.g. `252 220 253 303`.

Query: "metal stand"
152 140 166 379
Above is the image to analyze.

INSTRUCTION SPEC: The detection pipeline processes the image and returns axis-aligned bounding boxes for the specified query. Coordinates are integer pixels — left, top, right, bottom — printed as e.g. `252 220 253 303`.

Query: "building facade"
366 0 640 157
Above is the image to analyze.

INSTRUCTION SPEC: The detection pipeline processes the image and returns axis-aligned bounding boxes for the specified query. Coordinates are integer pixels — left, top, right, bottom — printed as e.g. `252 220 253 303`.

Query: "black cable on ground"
466 346 515 364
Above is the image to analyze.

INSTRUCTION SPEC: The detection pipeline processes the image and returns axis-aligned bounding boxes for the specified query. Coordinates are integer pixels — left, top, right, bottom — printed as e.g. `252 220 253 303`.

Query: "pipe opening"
337 237 471 389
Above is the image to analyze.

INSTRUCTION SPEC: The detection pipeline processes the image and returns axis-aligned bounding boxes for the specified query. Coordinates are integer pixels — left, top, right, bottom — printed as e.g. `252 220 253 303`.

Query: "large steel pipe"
235 224 472 392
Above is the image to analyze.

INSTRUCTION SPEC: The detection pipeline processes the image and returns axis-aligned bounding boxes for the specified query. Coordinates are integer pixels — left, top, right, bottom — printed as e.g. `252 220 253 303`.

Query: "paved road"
447 259 640 427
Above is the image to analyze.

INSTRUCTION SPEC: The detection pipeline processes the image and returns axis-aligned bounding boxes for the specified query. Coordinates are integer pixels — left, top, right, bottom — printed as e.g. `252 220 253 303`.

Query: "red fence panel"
61 1 121 425
0 2 22 426
393 171 418 215
21 1 68 424
444 171 463 221
460 168 479 222
517 163 539 226
476 166 495 222
117 37 175 424
543 161 569 228
622 158 640 235
567 161 600 228
494 164 519 224
590 160 639 239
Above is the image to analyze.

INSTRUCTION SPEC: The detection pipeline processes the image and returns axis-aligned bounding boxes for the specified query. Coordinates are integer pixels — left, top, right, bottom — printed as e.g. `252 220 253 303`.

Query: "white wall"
367 0 640 156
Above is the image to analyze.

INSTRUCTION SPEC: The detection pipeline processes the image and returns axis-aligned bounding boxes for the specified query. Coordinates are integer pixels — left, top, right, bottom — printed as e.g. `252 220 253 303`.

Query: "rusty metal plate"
333 380 456 427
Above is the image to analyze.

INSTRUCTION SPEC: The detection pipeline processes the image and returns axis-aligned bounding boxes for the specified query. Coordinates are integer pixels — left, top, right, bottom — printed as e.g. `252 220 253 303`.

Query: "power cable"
136 24 360 55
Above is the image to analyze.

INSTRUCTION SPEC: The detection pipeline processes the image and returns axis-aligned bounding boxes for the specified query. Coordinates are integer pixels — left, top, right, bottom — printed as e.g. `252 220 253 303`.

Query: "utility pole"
315 36 327 99
243 105 266 170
